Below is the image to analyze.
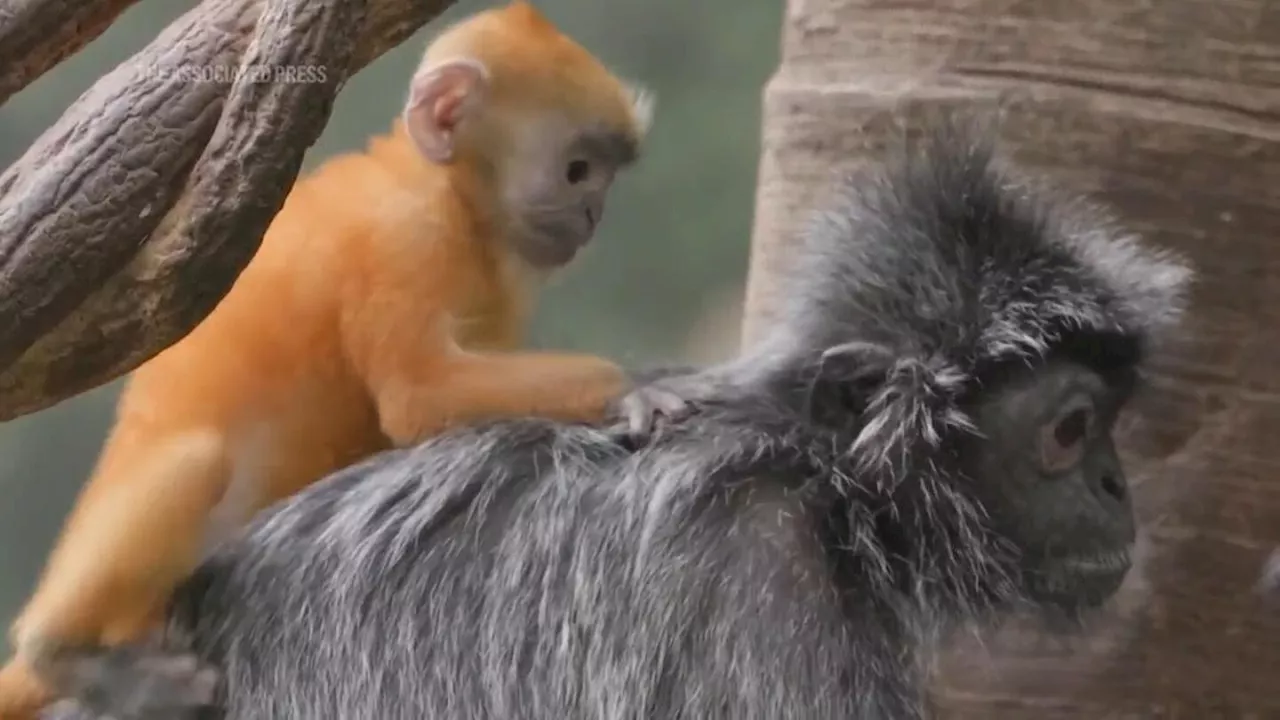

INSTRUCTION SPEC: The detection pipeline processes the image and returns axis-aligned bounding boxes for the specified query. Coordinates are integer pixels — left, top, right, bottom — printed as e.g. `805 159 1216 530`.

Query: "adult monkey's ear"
818 341 896 389
402 57 490 164
807 341 897 418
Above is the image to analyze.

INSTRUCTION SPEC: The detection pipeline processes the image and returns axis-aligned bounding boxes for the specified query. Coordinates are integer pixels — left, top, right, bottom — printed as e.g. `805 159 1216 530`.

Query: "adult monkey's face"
961 355 1138 611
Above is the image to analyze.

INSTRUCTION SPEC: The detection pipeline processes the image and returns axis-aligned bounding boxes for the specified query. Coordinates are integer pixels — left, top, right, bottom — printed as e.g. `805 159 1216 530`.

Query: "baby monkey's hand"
606 367 721 449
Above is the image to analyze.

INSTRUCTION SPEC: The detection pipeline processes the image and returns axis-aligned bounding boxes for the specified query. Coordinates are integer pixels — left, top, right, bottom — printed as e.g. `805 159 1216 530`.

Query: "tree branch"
0 0 144 106
0 0 455 421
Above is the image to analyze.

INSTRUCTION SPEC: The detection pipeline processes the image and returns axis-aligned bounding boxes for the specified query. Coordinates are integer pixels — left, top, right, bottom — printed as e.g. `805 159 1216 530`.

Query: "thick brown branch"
0 0 144 106
0 0 455 421
0 0 265 382
352 0 455 69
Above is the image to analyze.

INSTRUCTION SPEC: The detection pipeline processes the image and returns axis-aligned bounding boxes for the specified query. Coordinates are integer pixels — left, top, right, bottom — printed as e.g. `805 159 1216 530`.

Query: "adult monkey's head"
963 343 1142 608
752 118 1193 614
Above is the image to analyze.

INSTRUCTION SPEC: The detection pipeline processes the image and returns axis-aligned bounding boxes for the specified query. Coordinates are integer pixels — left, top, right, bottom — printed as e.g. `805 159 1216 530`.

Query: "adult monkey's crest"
762 119 1190 463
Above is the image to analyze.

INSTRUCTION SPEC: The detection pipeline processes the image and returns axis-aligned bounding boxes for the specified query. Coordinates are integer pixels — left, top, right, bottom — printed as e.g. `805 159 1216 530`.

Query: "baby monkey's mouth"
520 229 584 269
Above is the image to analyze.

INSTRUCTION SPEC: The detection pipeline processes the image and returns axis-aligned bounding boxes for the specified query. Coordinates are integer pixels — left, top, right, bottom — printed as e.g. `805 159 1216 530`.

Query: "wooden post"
745 0 1280 714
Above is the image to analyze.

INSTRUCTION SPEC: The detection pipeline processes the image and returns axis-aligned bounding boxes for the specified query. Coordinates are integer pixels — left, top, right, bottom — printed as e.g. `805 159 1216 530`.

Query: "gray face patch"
504 123 638 269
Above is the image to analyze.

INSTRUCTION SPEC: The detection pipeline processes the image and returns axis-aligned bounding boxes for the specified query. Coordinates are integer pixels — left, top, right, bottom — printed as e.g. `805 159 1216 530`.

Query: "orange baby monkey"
0 2 658 716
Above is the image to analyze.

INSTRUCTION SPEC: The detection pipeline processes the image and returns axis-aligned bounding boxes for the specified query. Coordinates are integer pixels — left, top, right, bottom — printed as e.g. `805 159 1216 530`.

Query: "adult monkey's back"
51 121 1192 720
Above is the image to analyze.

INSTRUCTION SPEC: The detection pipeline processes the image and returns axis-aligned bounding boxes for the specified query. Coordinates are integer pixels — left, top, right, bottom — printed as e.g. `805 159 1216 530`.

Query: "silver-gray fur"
44 120 1193 720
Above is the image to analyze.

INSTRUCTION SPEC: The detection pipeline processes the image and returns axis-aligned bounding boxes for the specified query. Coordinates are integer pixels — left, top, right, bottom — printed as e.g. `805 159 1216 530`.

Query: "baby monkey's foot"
41 644 220 720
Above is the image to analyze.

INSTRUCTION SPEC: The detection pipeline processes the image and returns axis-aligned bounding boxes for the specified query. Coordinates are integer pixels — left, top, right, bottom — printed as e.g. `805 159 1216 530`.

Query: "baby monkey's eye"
1039 405 1091 474
566 159 590 184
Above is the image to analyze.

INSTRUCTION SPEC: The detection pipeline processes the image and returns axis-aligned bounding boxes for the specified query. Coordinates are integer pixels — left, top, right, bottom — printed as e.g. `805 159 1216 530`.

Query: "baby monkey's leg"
40 644 220 720
0 431 231 719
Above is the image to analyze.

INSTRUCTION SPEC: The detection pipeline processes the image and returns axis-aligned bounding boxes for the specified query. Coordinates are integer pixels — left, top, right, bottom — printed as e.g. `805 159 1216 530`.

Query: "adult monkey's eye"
1040 405 1091 473
566 159 590 184
1055 407 1090 446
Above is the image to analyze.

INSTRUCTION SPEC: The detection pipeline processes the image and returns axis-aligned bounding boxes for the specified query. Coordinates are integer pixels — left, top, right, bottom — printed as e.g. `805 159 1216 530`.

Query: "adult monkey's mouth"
1027 546 1134 609
1057 549 1132 574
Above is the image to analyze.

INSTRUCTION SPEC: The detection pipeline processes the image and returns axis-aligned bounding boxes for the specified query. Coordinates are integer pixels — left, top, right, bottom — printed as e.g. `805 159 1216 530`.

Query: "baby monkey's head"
403 0 654 269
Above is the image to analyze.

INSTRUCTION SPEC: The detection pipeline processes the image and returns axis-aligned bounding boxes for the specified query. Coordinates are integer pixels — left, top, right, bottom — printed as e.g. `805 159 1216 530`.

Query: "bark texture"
0 0 457 421
746 0 1280 715
0 0 144 106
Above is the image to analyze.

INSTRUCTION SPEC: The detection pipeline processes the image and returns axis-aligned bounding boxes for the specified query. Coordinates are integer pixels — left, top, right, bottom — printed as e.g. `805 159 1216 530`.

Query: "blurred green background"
0 0 780 631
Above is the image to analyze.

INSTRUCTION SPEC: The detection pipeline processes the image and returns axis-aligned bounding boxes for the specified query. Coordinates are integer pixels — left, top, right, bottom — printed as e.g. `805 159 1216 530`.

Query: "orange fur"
0 3 650 717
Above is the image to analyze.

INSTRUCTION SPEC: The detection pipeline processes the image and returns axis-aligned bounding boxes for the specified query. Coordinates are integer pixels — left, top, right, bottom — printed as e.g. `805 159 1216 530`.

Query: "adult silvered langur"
45 119 1193 720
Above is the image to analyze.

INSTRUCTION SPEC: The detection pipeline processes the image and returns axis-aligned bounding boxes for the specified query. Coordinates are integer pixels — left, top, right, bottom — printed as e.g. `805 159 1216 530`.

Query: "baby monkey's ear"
403 57 490 164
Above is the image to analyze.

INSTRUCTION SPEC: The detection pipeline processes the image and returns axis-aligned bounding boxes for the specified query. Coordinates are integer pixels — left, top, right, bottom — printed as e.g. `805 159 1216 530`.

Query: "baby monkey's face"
501 116 641 269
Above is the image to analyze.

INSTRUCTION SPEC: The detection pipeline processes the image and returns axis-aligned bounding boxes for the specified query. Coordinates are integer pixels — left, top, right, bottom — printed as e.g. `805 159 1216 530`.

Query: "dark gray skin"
40 120 1193 720
960 357 1138 608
